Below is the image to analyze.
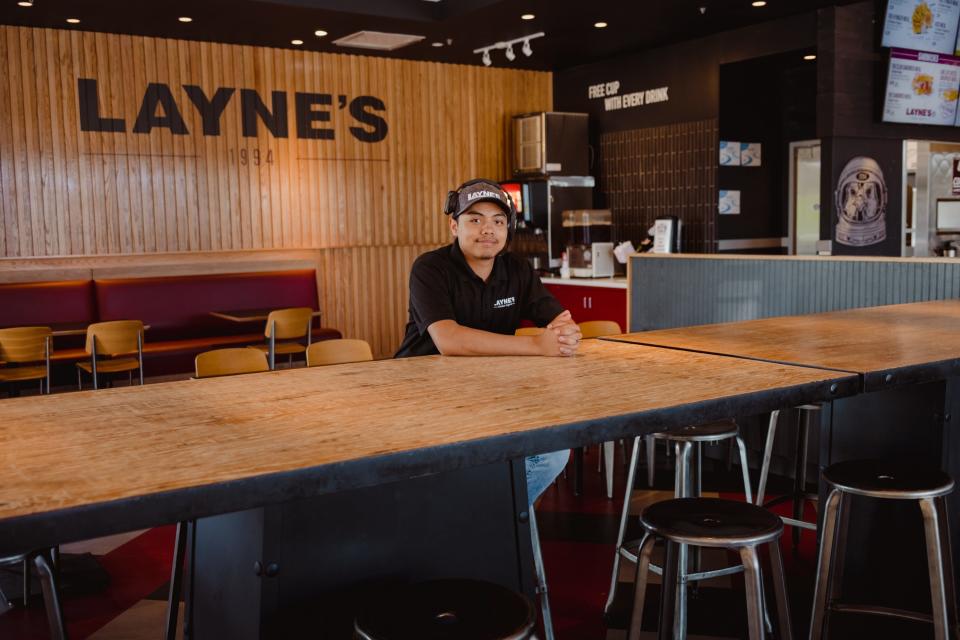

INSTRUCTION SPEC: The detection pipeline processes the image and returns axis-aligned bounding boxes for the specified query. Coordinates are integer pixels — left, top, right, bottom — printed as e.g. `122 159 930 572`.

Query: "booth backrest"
0 280 96 329
94 270 320 341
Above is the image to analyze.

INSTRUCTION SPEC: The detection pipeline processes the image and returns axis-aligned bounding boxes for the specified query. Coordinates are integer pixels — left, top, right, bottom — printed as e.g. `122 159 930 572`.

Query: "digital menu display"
882 0 960 54
883 49 960 125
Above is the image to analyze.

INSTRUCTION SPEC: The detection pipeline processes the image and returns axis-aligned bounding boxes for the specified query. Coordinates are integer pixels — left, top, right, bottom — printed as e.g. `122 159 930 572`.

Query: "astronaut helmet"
835 156 887 247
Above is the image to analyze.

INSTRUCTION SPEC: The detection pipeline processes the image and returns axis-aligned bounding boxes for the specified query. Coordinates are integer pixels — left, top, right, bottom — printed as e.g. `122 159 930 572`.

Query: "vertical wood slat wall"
0 26 553 357
599 119 718 253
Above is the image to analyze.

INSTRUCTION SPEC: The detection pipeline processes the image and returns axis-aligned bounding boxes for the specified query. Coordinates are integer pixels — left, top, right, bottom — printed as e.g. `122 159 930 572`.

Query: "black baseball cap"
450 180 511 218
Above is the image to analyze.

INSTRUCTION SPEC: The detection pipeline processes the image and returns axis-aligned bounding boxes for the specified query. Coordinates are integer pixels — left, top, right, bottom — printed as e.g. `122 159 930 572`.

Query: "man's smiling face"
451 201 509 261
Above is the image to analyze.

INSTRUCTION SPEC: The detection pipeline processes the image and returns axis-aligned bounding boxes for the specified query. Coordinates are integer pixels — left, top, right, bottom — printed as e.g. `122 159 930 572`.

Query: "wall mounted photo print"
834 156 888 246
719 140 741 166
740 142 762 167
719 190 741 215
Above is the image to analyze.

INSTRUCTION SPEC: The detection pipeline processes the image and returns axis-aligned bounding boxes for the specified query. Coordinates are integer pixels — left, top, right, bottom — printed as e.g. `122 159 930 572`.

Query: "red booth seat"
0 280 96 328
93 270 340 372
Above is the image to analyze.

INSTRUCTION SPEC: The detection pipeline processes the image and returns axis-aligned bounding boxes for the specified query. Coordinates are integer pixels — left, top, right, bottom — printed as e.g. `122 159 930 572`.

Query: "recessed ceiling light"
315 29 327 37
594 21 608 28
178 16 192 23
291 39 304 45
521 13 535 20
66 18 80 24
17 1 33 6
752 1 767 6
431 41 444 47
803 54 816 60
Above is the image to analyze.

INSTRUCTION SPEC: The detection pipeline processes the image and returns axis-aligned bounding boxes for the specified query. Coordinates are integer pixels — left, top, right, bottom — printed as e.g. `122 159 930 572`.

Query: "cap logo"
466 190 503 202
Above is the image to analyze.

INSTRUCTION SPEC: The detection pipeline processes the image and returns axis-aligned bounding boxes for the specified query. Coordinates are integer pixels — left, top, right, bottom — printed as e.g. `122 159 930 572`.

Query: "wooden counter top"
605 300 960 390
0 340 856 554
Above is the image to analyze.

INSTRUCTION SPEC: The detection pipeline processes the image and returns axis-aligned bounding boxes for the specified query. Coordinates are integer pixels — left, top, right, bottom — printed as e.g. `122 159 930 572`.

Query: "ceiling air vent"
333 31 425 51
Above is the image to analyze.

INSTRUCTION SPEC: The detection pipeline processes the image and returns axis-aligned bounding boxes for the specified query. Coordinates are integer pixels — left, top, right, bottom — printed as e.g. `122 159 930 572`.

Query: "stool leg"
604 441 615 499
33 553 67 640
646 435 656 487
529 509 555 640
824 492 850 619
792 411 810 550
735 435 754 504
659 540 679 640
809 488 843 640
675 442 693 638
920 497 954 640
606 437 641 614
768 539 793 640
627 534 658 640
757 410 780 507
935 496 959 636
739 546 765 640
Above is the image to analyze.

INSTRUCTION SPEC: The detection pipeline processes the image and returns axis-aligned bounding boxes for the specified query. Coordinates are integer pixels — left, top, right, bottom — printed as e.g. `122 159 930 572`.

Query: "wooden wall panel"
0 25 551 358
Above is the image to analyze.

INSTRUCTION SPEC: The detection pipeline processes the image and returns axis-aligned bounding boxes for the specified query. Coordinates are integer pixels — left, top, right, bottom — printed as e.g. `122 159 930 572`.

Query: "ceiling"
0 0 859 71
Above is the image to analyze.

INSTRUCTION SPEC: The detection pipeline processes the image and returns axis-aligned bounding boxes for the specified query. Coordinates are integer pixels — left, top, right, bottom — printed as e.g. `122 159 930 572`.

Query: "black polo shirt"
394 241 565 358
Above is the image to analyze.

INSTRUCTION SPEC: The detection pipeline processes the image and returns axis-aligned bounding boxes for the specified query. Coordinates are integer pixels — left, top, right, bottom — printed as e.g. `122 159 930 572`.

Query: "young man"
395 178 582 502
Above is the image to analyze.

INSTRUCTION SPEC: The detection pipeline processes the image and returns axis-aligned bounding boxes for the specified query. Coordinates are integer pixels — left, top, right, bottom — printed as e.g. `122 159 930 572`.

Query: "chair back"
0 327 52 363
195 348 269 378
306 339 373 367
514 327 545 337
578 320 622 339
86 320 144 356
264 307 313 340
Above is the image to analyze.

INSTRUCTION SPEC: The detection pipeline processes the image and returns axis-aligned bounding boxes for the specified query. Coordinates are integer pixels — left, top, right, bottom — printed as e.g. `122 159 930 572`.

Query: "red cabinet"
544 281 627 331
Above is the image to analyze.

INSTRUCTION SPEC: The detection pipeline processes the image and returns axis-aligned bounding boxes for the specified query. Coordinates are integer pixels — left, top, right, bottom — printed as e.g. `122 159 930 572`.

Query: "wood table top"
0 339 856 553
605 300 960 390
210 308 322 322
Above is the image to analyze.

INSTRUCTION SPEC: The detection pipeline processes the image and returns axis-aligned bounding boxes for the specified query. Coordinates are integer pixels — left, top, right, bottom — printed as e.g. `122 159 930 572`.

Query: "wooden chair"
0 327 53 395
76 320 144 390
578 320 621 338
514 326 545 336
251 307 314 370
195 348 269 378
306 339 373 367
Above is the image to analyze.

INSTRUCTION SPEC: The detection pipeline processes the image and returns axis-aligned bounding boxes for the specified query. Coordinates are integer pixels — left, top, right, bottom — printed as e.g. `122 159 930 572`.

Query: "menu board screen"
882 0 960 54
883 49 960 125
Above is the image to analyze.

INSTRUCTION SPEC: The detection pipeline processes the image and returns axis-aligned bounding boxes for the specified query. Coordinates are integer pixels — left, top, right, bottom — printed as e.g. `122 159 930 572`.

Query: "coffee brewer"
562 209 614 277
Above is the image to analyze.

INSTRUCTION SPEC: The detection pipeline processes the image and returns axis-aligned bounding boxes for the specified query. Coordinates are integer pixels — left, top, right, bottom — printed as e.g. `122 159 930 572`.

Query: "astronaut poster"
827 139 902 256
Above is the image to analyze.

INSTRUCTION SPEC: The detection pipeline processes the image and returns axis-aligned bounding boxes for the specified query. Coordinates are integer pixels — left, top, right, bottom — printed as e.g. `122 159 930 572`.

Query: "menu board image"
883 0 960 54
883 49 960 125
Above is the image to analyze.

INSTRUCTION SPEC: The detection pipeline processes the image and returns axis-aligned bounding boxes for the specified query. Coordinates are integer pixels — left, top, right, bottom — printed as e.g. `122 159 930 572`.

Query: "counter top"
540 276 628 289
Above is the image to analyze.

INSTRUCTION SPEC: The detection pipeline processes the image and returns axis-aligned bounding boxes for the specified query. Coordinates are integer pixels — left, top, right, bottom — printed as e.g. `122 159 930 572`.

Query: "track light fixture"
473 32 544 66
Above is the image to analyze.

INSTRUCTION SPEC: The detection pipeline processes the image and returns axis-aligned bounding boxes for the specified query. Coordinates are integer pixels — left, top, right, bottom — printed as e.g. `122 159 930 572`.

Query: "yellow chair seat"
76 357 140 374
0 365 47 382
251 343 307 356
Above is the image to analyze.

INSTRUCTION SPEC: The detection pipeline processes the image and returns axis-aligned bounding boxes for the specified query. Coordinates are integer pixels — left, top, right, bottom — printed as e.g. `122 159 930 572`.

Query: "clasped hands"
538 310 582 357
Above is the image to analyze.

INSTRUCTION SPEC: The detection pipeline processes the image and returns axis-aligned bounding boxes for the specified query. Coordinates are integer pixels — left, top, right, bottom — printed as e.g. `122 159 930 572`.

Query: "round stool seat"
652 419 738 443
640 497 783 547
824 459 954 499
354 579 536 640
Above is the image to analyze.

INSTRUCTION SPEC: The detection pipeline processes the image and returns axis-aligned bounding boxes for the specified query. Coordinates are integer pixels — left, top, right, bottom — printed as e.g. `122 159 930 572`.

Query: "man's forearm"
430 322 542 356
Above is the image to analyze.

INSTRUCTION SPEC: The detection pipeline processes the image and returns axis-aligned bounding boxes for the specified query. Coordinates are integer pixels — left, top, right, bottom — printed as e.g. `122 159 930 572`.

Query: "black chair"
354 579 536 640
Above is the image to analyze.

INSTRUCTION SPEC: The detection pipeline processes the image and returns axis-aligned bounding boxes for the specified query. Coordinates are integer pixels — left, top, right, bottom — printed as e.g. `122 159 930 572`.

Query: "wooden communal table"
0 340 855 635
605 299 960 391
604 299 960 604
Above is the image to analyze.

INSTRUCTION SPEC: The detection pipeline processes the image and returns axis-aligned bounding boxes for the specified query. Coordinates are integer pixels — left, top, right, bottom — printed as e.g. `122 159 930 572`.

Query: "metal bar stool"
354 578 537 640
756 406 820 549
810 460 958 640
627 497 792 640
0 551 68 639
606 420 754 635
